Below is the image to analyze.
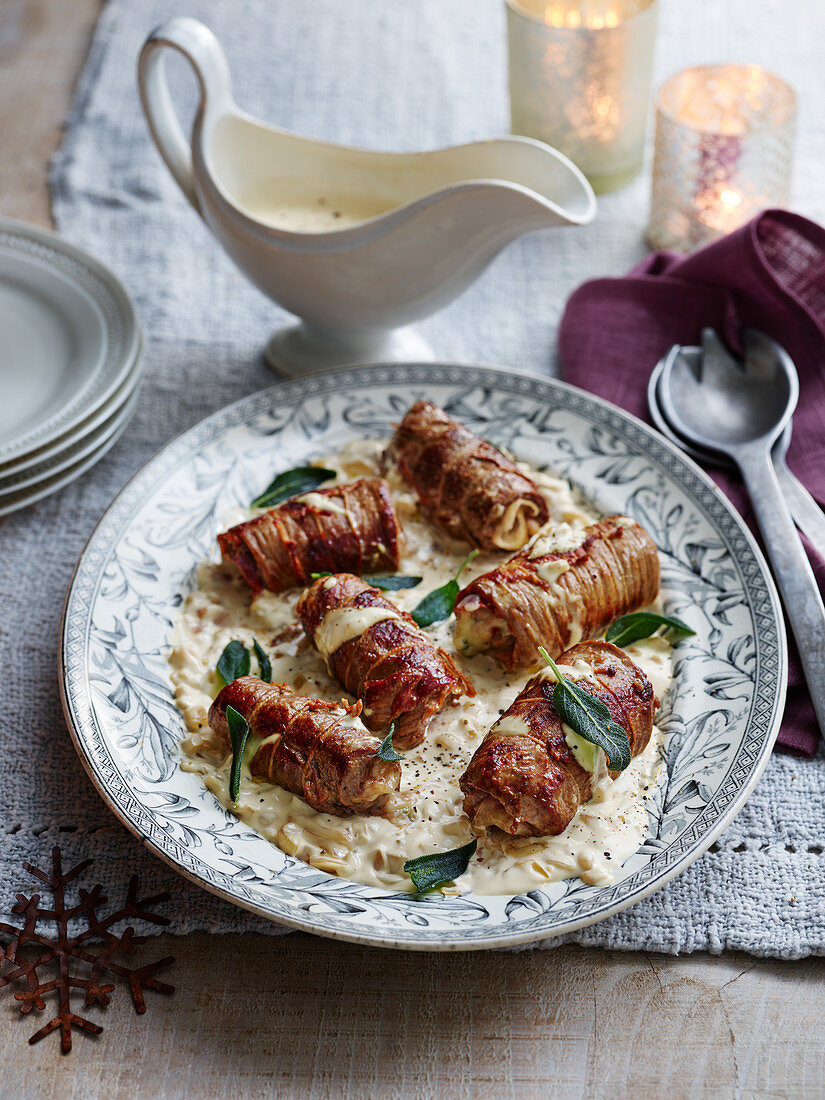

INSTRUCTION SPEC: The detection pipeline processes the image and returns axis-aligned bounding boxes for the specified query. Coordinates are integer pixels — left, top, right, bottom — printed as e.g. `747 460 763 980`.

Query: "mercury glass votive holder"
647 64 797 252
506 0 659 193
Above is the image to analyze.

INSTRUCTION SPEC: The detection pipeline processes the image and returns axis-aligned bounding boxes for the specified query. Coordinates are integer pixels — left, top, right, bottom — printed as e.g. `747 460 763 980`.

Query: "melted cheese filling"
527 520 588 559
292 491 347 514
170 439 673 896
535 558 571 586
495 497 542 550
314 606 400 659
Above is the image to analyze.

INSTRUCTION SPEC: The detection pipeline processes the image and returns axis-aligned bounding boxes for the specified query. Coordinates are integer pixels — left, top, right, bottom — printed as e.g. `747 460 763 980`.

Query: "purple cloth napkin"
559 209 825 757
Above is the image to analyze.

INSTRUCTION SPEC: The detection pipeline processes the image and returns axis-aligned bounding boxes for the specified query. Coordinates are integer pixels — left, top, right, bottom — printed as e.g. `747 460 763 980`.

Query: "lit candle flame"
541 3 622 30
543 3 564 26
720 188 741 209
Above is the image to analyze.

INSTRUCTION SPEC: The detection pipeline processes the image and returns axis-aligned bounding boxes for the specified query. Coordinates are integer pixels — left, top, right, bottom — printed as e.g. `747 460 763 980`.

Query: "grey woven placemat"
3 0 823 956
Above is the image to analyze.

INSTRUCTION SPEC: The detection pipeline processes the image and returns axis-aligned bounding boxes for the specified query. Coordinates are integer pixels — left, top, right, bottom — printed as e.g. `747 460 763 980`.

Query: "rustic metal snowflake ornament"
0 847 175 1053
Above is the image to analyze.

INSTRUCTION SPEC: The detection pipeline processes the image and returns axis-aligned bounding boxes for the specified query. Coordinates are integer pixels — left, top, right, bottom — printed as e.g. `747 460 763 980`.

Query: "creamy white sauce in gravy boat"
239 180 398 233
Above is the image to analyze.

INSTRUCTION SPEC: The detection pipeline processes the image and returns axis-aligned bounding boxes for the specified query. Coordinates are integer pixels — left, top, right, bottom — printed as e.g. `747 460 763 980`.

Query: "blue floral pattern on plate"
59 364 786 950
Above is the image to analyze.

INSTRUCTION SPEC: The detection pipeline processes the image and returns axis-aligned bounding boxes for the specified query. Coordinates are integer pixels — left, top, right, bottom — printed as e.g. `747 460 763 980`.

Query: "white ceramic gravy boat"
138 17 596 376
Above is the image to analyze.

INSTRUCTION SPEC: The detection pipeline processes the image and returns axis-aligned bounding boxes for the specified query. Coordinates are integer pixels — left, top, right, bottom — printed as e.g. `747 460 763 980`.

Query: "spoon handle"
775 457 825 561
739 449 825 737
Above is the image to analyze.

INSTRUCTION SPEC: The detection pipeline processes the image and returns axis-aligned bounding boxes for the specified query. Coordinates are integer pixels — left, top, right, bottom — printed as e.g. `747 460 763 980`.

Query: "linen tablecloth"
2 0 824 956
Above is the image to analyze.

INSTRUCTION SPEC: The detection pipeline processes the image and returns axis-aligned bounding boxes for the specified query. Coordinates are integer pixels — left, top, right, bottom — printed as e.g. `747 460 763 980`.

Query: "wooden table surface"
1 2 823 1096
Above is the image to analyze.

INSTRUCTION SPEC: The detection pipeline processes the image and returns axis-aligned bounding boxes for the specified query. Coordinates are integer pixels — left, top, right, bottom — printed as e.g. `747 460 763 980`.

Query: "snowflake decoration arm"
0 847 175 1053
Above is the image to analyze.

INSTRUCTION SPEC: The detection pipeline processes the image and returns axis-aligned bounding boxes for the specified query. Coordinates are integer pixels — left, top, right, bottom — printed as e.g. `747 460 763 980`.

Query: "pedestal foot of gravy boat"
138 17 596 380
264 322 434 377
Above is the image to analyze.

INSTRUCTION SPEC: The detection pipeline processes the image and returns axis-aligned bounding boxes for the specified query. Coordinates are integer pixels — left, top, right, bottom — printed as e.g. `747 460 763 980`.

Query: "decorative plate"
0 334 143 480
0 217 140 468
0 369 141 499
0 394 137 518
59 364 786 951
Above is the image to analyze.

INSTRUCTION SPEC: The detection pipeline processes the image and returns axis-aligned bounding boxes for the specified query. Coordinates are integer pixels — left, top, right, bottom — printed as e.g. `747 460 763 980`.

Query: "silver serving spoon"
659 327 825 736
648 346 825 560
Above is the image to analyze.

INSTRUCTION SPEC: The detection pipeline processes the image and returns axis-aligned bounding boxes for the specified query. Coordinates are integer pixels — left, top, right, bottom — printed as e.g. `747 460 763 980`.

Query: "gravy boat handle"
138 17 232 215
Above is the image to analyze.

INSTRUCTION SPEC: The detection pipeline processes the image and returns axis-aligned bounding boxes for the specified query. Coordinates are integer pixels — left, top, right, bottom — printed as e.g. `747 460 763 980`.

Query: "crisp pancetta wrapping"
459 641 656 837
298 573 474 749
453 516 660 669
208 677 401 817
382 400 549 551
217 477 401 596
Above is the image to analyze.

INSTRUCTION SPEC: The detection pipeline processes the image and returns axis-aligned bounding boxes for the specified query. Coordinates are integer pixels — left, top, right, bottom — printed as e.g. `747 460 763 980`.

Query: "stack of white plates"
0 218 141 516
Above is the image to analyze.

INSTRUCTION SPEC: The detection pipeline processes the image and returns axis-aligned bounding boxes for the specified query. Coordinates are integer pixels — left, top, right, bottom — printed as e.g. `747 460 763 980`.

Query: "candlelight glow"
539 2 627 30
657 63 795 137
508 0 659 192
720 188 741 209
648 64 796 251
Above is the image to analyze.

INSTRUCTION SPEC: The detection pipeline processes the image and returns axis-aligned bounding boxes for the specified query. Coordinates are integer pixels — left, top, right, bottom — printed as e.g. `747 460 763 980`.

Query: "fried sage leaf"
376 722 403 762
411 550 479 628
312 571 422 591
251 466 336 509
217 640 251 686
363 574 423 591
227 705 251 805
605 611 695 648
403 839 478 893
253 638 272 683
539 647 631 772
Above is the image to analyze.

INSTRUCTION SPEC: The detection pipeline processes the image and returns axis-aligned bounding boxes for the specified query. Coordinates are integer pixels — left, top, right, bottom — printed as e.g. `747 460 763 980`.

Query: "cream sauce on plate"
170 439 672 895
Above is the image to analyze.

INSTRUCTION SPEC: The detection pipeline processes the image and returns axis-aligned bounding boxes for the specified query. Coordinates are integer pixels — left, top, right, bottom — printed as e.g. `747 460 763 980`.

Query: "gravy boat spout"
139 17 597 376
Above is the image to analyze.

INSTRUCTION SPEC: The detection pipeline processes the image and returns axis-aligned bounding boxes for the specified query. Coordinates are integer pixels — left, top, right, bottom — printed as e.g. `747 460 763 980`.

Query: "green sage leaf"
251 466 336 509
403 839 478 893
411 550 479 628
253 638 272 683
363 574 423 591
539 647 631 772
217 640 251 686
311 572 332 580
605 612 695 648
376 721 404 762
227 705 250 805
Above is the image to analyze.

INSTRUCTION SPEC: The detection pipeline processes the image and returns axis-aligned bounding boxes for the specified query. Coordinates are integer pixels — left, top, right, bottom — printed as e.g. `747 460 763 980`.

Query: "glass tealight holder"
647 64 797 252
506 0 659 193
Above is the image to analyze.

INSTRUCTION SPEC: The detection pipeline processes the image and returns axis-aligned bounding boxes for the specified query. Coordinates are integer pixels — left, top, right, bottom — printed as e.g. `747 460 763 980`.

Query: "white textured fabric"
2 0 821 955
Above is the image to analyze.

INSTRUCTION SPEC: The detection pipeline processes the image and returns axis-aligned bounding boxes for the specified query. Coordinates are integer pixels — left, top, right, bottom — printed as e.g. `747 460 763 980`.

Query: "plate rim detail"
59 363 787 951
0 216 141 462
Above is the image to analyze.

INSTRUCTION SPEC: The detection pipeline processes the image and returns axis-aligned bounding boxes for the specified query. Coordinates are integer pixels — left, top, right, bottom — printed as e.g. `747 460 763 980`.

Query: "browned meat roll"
382 400 549 551
298 573 474 750
454 516 660 669
209 677 401 817
217 477 402 597
459 641 656 837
